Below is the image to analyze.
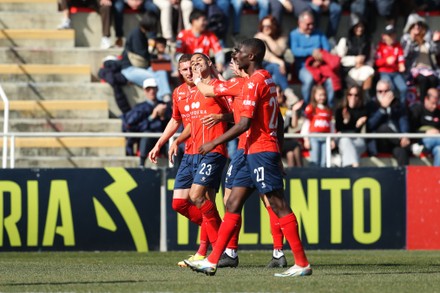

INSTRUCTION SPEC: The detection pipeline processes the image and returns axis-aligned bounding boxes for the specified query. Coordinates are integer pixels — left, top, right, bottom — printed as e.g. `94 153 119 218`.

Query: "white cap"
143 78 158 89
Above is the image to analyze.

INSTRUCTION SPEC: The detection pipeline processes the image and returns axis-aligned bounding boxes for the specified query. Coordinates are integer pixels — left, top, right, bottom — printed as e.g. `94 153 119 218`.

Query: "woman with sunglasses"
335 85 368 167
254 15 299 107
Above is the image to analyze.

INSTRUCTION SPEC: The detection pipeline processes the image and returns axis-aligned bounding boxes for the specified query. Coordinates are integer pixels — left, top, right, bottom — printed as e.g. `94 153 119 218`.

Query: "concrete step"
0 0 58 12
0 29 75 48
1 82 112 100
0 82 145 117
0 64 91 82
0 100 109 118
0 12 62 29
70 11 141 47
0 137 126 156
0 47 121 79
4 118 122 132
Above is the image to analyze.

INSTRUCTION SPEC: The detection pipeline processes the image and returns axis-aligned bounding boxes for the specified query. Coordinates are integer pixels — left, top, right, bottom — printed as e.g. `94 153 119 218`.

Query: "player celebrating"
192 56 288 268
173 52 231 255
185 38 312 277
148 54 209 267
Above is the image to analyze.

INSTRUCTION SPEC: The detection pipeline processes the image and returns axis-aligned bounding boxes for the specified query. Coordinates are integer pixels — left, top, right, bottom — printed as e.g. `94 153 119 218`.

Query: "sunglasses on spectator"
377 89 391 94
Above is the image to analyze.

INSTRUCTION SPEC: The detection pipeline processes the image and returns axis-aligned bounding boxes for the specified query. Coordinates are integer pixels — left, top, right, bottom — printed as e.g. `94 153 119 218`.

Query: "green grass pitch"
0 250 439 292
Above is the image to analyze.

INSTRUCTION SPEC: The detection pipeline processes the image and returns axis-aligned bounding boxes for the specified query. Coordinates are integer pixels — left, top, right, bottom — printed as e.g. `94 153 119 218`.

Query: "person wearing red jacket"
375 25 408 105
175 9 225 73
305 48 341 107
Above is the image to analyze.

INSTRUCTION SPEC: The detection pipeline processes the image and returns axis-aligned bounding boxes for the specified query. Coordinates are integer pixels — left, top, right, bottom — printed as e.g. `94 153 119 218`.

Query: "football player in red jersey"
192 56 288 268
148 54 210 267
185 38 312 278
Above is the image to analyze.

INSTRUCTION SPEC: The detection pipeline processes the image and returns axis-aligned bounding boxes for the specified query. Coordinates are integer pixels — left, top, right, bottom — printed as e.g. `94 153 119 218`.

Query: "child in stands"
303 85 333 167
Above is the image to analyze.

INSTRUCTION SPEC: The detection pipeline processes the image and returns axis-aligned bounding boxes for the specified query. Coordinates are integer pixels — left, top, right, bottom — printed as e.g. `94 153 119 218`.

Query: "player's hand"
201 114 221 129
148 146 160 164
168 141 179 164
192 67 202 80
199 142 215 155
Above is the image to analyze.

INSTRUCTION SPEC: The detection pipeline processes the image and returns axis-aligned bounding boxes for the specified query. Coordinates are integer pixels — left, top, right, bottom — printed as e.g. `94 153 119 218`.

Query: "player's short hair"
178 54 192 64
189 9 206 23
240 38 266 63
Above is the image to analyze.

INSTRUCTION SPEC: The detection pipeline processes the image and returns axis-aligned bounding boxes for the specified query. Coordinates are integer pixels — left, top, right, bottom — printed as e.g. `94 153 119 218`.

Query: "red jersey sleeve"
207 31 223 54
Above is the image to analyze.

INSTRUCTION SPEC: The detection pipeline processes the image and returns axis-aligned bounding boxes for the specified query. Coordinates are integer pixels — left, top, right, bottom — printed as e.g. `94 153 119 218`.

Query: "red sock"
279 213 309 267
266 206 284 250
197 220 209 256
172 198 203 225
207 212 241 264
200 200 222 247
226 215 242 250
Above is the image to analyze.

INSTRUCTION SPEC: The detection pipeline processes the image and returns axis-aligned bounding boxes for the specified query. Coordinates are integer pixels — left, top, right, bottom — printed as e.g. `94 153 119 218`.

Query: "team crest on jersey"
248 82 255 89
184 105 190 112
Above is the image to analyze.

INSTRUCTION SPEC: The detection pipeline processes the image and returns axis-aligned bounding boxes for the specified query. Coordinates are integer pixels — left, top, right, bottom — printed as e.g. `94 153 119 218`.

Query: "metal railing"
0 84 9 169
1 131 439 169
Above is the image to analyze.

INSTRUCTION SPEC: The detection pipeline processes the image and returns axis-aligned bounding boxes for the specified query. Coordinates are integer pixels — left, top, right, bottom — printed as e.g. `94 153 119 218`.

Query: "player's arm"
148 118 181 164
201 112 234 129
199 116 251 155
168 124 191 164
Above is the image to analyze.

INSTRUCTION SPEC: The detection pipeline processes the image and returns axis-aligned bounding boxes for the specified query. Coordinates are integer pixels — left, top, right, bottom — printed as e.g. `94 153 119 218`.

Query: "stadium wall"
0 167 438 251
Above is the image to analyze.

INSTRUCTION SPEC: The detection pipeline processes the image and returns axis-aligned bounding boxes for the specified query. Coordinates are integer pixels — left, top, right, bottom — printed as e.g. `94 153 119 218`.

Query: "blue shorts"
246 152 284 194
174 154 194 189
192 152 227 191
225 149 246 189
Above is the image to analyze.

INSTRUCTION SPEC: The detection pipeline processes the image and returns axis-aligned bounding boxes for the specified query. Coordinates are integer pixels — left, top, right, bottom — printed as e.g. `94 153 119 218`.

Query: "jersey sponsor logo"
264 78 274 85
184 105 190 112
191 101 201 109
243 99 256 106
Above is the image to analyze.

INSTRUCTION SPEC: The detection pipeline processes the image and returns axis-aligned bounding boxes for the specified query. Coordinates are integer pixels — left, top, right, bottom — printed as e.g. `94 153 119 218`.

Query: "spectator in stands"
175 9 225 72
231 0 269 36
409 88 440 166
304 48 341 107
277 86 305 167
349 0 397 28
401 13 440 101
57 0 114 49
152 0 194 42
120 12 172 102
113 0 161 48
375 25 408 106
366 79 411 166
303 85 334 167
122 78 171 167
335 85 368 167
333 13 374 96
254 15 298 107
290 10 331 105
192 0 231 45
270 0 342 41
